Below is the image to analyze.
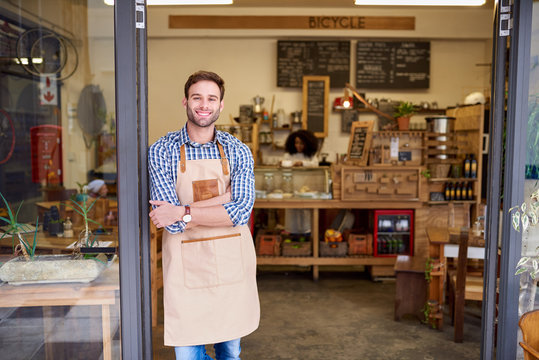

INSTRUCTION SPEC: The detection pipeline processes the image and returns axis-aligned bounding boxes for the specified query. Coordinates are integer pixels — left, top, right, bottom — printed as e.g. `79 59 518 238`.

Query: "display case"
374 209 414 257
253 166 332 200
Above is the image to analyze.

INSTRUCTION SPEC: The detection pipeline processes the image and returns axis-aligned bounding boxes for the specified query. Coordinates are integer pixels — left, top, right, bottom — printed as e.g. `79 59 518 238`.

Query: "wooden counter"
254 199 410 280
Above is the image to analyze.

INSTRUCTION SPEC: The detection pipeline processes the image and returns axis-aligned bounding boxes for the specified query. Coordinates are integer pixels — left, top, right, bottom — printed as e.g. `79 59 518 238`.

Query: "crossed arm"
149 188 233 229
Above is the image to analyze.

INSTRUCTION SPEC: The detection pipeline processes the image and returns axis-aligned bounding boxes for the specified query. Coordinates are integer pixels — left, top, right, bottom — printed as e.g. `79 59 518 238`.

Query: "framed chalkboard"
347 120 374 166
356 41 430 89
277 40 350 88
302 76 329 138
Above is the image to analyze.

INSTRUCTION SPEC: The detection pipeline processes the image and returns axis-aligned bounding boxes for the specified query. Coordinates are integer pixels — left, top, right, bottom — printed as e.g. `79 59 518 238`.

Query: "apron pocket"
181 233 244 289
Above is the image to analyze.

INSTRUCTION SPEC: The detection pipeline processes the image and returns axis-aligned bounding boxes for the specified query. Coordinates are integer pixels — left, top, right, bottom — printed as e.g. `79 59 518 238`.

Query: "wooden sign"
347 120 374 166
302 76 329 138
169 16 415 30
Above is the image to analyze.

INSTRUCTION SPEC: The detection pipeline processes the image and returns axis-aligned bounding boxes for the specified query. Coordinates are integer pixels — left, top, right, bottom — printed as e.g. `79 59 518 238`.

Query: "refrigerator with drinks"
373 209 414 257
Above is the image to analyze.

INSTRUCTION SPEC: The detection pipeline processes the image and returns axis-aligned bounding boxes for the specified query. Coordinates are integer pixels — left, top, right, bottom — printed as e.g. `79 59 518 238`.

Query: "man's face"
182 80 223 128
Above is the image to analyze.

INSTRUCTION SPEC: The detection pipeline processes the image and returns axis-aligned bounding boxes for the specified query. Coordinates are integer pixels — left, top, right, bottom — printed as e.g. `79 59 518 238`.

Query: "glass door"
0 1 149 358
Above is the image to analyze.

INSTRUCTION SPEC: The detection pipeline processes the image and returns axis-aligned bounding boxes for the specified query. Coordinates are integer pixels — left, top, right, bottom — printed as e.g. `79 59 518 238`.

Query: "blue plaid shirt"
148 125 255 234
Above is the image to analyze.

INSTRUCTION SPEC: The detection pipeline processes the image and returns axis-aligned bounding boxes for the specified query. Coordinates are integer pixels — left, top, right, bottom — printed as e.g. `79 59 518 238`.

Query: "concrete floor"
152 270 482 360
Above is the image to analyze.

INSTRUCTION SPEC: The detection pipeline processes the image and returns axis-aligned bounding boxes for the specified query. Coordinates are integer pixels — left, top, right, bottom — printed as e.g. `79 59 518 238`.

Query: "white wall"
147 6 493 163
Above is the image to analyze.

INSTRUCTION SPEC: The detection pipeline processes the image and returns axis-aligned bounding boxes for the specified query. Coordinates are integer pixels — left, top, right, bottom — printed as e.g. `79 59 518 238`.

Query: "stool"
394 255 428 321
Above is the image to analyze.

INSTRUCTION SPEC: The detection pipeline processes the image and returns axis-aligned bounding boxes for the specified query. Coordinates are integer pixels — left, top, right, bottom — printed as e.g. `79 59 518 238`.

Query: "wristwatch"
182 205 192 223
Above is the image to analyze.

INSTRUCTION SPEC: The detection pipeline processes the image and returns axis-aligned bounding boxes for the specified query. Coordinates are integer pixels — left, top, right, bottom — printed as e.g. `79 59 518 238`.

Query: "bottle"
470 154 477 178
63 217 74 238
455 182 462 201
467 182 474 201
444 182 451 201
450 182 455 200
464 154 471 178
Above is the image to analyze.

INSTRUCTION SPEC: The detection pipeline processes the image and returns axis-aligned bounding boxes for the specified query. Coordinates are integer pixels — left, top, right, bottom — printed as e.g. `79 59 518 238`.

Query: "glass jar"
282 170 294 194
263 172 274 192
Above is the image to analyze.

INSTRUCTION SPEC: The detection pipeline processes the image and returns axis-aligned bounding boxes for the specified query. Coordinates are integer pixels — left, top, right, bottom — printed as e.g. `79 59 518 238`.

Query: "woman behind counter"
282 129 319 168
282 129 319 235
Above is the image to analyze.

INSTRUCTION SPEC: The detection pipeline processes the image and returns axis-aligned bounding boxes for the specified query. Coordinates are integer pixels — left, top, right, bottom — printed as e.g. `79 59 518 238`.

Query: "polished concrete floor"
152 270 482 360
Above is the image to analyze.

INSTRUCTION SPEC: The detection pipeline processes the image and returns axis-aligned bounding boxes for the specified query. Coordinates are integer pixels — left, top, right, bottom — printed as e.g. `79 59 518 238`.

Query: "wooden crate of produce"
281 237 312 257
320 241 348 257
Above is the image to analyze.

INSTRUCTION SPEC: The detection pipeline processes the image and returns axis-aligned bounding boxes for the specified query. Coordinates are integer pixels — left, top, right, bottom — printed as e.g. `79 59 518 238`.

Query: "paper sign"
40 74 57 106
390 137 399 158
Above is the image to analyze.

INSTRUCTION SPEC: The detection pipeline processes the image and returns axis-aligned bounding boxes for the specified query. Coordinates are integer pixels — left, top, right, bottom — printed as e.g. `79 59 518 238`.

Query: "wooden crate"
255 232 281 256
282 240 312 257
347 233 373 256
320 241 348 257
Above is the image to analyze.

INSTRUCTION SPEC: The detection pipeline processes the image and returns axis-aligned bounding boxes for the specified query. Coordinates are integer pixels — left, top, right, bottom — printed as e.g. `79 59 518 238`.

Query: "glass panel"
519 5 539 315
0 1 120 358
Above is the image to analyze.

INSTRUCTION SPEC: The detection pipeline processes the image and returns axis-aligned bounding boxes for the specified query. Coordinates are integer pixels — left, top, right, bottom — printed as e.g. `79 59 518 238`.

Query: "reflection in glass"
0 1 120 358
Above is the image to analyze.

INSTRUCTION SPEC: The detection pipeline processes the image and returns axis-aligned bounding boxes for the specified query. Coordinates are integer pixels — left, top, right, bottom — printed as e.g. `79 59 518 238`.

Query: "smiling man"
148 71 260 360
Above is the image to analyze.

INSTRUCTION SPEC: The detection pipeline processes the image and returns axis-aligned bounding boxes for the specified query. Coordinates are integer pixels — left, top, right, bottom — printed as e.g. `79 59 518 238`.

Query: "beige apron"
162 142 260 346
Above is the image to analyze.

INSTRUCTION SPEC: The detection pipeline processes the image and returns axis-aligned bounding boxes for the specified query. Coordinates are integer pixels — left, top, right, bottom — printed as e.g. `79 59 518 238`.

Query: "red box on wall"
373 210 414 257
30 125 63 186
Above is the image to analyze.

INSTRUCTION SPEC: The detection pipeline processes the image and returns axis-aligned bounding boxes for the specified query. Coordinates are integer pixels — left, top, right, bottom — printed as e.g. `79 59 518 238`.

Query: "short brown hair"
184 71 225 100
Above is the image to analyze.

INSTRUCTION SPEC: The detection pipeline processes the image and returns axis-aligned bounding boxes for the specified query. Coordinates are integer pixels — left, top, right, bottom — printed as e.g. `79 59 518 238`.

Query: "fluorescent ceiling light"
355 0 485 5
104 0 233 5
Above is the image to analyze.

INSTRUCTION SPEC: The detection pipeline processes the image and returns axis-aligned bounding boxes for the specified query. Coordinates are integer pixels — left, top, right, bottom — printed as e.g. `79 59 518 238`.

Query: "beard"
186 106 220 128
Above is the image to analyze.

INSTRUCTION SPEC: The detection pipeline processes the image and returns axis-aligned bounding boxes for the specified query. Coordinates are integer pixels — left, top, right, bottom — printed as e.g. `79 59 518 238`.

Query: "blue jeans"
175 338 241 360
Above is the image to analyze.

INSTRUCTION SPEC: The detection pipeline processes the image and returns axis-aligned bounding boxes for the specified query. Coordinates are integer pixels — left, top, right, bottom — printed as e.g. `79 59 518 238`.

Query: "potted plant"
393 101 417 131
0 192 110 285
65 197 104 252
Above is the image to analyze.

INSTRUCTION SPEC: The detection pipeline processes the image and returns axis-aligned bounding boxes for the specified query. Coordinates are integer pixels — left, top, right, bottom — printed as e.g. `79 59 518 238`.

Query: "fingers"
149 200 168 206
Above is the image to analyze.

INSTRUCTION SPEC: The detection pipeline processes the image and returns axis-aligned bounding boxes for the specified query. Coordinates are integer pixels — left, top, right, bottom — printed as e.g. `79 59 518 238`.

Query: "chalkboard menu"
356 41 430 89
302 76 329 138
277 40 350 88
347 121 374 166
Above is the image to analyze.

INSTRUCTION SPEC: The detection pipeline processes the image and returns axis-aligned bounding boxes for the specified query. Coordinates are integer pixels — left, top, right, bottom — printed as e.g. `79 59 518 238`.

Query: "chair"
520 309 539 360
150 219 164 327
447 228 484 343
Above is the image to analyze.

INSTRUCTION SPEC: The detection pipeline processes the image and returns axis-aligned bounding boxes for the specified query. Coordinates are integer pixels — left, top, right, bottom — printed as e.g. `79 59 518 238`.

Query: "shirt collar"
178 124 230 147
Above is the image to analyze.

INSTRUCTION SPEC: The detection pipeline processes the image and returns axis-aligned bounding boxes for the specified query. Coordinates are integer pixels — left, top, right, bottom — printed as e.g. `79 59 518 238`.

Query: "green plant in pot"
0 193 38 261
393 101 416 131
65 197 103 251
0 192 110 285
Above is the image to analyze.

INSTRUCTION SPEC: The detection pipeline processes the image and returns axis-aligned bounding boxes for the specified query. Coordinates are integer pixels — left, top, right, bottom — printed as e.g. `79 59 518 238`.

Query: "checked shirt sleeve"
148 139 186 234
222 142 255 226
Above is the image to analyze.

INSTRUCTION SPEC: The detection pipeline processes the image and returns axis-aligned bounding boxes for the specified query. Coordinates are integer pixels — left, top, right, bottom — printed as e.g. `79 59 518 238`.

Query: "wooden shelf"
428 178 479 182
257 256 396 266
427 200 476 205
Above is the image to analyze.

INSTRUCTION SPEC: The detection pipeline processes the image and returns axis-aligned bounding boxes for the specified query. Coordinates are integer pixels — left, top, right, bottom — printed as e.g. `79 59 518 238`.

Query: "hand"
149 200 183 228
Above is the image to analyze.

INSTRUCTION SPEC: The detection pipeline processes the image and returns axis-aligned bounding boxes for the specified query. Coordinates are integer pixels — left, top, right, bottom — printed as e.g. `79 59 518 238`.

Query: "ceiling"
185 0 493 8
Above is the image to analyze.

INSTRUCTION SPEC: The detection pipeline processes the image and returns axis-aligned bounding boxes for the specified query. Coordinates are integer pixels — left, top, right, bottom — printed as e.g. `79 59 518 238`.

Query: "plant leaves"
517 257 530 267
512 211 521 232
515 267 528 275
521 202 527 213
522 213 530 232
529 211 538 226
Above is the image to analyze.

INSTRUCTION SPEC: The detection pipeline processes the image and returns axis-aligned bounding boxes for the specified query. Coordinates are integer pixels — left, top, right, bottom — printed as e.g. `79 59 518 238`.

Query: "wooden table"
0 261 120 360
426 226 485 329
0 230 118 254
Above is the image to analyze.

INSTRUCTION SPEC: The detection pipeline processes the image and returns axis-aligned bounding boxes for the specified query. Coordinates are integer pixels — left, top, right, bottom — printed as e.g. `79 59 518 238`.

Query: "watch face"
183 214 192 223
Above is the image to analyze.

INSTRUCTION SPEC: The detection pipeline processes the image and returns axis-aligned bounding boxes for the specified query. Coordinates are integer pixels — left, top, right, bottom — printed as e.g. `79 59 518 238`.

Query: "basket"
428 163 451 179
255 232 281 256
346 232 373 256
320 241 348 257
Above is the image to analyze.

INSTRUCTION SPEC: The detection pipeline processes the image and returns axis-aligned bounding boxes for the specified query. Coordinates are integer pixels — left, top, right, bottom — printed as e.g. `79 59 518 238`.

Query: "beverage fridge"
373 210 414 257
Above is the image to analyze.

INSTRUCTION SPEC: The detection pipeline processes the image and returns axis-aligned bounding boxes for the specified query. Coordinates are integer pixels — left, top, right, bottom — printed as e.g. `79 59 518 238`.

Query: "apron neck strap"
217 142 229 176
179 142 229 176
